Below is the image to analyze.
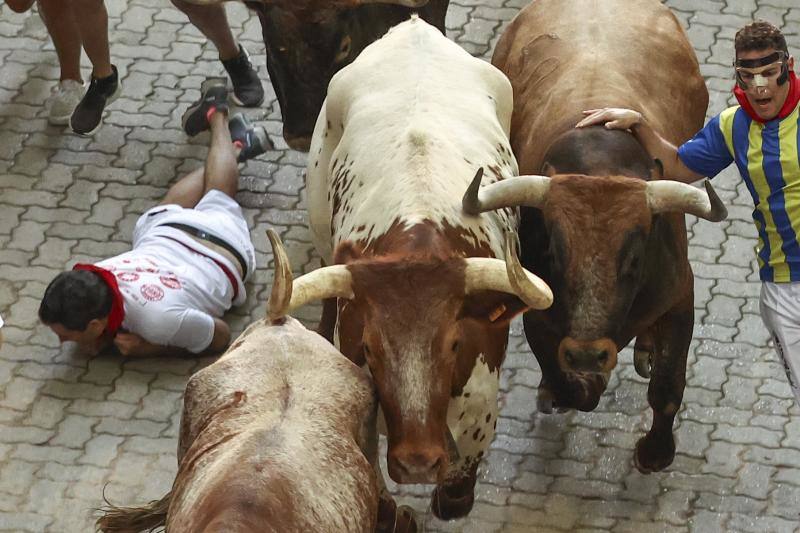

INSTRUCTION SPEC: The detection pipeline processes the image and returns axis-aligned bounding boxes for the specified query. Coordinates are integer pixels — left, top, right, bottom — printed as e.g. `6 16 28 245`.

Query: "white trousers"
760 282 800 405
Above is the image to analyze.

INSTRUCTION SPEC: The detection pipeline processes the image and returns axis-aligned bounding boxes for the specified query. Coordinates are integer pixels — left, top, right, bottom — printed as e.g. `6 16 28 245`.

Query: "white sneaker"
47 79 85 125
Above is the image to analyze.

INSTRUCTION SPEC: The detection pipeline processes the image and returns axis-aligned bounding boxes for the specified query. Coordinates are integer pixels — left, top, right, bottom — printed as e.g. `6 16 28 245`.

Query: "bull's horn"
463 233 553 310
462 169 551 215
290 264 354 311
266 231 354 320
646 179 727 222
266 229 293 323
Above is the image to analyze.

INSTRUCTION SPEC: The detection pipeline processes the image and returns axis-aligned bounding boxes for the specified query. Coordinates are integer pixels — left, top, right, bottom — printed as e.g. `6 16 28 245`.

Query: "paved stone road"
1 0 799 531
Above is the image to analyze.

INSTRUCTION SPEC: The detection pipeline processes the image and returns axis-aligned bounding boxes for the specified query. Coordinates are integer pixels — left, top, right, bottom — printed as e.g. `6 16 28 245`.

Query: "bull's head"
271 229 551 483
239 0 430 150
463 166 726 374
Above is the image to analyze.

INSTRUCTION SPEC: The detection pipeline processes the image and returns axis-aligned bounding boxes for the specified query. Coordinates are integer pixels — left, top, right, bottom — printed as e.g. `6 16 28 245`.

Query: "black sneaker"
182 78 229 137
221 45 264 108
229 113 272 162
70 65 121 135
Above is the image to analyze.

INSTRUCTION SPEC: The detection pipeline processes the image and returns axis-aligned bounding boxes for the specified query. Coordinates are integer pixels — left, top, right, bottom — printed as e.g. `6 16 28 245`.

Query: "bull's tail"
95 491 170 532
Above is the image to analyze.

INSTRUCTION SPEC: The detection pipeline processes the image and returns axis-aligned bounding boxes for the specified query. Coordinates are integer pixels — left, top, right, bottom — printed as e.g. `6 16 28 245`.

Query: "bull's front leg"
432 369 500 520
635 306 693 474
431 459 479 521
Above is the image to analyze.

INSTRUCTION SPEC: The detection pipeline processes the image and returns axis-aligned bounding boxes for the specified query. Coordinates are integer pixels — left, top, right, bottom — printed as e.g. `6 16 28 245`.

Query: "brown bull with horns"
96 231 422 533
463 0 727 473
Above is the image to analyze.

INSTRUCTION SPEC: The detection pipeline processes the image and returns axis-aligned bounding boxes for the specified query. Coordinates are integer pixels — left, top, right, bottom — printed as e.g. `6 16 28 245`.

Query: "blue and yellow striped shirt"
678 99 800 282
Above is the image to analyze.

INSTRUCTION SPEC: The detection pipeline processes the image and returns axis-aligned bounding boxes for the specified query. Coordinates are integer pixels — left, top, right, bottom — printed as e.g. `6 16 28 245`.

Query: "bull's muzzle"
388 440 448 484
558 337 618 374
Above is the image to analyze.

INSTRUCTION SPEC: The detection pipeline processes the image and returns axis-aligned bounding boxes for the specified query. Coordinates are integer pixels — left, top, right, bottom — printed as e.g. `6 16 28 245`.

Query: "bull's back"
494 0 706 174
307 17 518 259
168 319 378 532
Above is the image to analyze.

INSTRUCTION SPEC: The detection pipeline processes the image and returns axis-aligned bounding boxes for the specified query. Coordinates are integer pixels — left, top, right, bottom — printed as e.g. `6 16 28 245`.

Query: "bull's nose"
565 348 608 371
388 446 447 484
283 132 312 152
559 337 618 373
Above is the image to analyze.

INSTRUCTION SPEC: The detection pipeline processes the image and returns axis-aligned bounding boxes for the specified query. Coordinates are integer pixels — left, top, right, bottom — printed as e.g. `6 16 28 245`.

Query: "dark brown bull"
96 231 419 533
188 0 449 151
463 0 727 473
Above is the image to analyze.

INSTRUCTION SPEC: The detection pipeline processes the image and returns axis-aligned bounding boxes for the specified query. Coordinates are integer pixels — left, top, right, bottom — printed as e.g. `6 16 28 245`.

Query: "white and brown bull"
462 0 727 474
96 231 421 533
263 17 552 520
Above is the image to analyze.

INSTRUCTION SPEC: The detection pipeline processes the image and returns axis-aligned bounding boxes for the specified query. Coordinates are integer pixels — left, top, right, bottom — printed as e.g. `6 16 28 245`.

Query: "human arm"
576 108 703 184
114 317 231 357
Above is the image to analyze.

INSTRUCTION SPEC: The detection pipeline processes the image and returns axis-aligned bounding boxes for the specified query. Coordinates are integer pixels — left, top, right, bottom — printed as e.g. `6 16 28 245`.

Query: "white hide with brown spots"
305 16 520 483
306 16 518 263
446 353 500 466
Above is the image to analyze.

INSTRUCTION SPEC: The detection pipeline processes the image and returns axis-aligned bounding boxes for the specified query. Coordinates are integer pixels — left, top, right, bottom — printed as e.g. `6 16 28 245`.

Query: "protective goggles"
734 51 789 90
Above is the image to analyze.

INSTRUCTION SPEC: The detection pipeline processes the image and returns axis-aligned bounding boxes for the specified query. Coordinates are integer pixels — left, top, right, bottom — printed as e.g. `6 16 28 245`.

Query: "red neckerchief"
72 263 125 336
734 71 800 123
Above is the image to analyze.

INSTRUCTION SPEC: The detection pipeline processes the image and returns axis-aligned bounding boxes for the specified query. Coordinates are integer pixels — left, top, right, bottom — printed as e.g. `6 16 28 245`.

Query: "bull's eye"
451 340 459 353
363 343 371 358
335 35 352 63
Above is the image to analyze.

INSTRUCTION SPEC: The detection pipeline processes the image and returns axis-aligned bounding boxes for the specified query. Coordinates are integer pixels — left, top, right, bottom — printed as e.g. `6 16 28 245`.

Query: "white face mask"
734 51 789 93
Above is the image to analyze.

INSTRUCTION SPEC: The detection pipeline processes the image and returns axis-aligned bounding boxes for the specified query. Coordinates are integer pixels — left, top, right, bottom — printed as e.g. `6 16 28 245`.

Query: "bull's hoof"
395 505 418 533
537 386 555 414
430 484 475 521
376 493 418 533
633 348 652 379
634 433 675 474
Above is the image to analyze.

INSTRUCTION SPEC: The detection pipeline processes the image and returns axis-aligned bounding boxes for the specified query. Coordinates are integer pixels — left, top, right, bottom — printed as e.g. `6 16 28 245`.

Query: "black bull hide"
244 1 450 151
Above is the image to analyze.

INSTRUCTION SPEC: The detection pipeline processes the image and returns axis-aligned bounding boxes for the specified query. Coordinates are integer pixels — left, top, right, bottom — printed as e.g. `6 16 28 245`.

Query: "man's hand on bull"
575 108 643 131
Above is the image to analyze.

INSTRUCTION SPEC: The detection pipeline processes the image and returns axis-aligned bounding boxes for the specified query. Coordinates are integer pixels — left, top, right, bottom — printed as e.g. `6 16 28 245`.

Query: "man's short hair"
735 20 788 57
39 271 112 331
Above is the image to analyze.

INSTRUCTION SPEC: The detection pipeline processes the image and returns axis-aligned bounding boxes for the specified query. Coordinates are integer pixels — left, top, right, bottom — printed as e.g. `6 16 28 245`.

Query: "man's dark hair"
735 20 788 56
39 270 112 331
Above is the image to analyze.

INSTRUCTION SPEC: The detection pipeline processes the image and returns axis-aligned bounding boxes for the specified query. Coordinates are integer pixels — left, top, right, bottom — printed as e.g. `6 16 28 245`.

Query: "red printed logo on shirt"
117 272 139 282
160 275 181 290
140 284 164 302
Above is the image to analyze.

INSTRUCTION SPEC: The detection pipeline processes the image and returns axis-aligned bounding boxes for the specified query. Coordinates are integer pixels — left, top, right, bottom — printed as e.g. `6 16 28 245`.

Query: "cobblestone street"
1 0 800 531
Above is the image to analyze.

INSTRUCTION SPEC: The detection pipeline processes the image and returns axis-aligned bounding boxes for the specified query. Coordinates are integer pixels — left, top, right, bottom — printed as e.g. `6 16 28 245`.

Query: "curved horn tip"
266 229 293 322
703 180 728 222
504 230 553 310
462 167 485 216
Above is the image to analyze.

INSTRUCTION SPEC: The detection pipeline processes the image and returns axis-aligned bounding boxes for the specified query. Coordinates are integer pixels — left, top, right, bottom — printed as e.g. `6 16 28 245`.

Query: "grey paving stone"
0 0 797 531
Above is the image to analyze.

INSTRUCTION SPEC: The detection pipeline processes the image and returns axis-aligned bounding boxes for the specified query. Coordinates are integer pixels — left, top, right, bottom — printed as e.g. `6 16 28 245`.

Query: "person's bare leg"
159 167 205 208
170 0 239 60
38 0 83 82
71 0 112 78
203 110 239 199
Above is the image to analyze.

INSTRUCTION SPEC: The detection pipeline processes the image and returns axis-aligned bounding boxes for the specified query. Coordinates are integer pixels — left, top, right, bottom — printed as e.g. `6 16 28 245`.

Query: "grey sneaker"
181 78 229 137
229 113 272 162
48 79 84 126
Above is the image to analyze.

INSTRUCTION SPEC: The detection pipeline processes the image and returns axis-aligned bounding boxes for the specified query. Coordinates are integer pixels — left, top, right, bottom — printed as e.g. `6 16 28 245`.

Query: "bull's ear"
334 241 363 265
460 291 528 327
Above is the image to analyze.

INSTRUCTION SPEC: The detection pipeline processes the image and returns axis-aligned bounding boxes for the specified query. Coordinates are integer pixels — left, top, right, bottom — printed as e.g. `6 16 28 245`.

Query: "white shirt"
97 237 235 354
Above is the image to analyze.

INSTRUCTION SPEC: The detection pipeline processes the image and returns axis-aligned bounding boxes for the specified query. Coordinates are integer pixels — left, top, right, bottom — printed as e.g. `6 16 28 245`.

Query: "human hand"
576 108 642 130
113 332 147 357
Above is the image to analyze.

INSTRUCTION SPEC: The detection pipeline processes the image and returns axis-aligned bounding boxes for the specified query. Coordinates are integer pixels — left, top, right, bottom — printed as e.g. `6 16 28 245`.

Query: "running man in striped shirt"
576 20 800 404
